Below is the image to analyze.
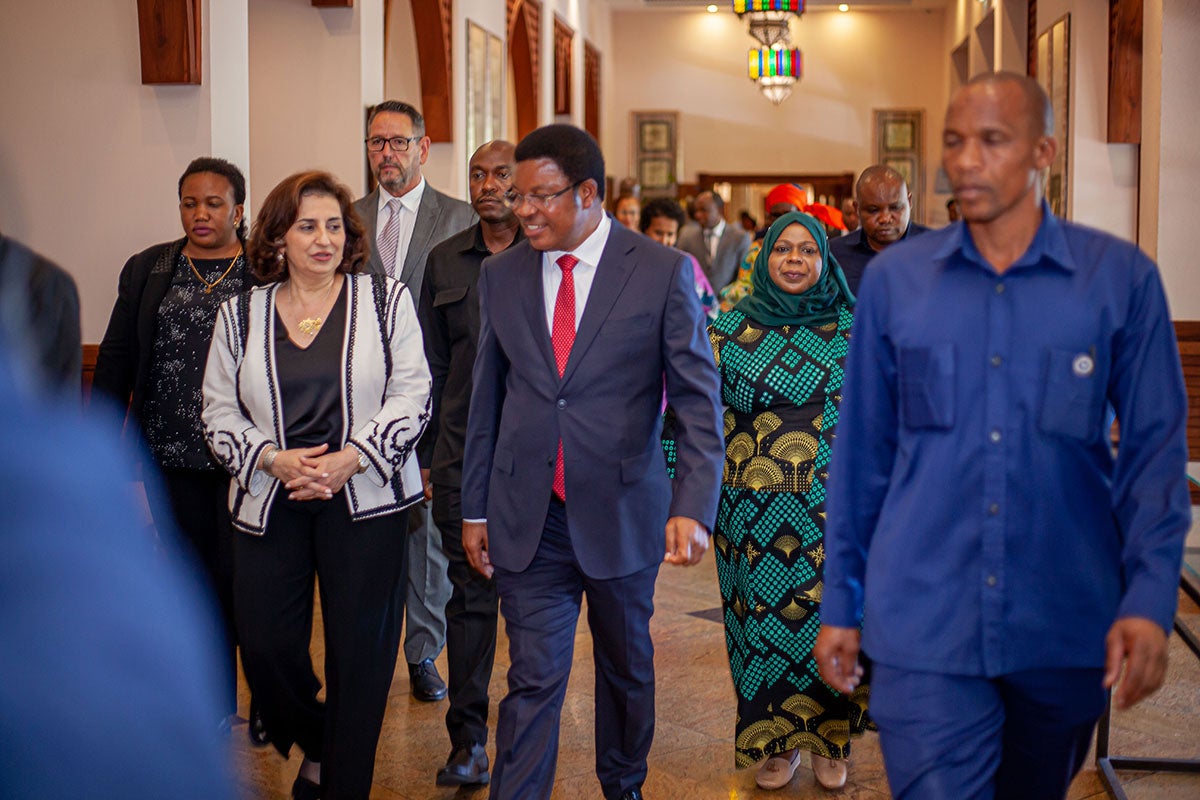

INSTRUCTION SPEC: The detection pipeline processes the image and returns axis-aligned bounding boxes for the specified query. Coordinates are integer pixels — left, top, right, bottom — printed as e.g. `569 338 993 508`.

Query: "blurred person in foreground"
202 170 431 800
816 72 1190 800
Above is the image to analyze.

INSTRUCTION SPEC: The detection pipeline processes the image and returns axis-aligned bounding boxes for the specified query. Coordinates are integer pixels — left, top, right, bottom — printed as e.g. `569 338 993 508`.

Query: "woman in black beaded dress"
93 157 256 733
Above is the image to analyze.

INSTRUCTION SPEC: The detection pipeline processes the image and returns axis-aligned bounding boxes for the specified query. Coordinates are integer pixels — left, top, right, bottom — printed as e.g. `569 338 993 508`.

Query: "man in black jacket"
418 140 521 787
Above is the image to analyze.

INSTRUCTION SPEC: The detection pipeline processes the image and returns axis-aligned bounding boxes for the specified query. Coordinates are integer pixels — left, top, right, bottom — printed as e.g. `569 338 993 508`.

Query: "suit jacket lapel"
400 188 440 284
519 248 558 377
560 228 636 387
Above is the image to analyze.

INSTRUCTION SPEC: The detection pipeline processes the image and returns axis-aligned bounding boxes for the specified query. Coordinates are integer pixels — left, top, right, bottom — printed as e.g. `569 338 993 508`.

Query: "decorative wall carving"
553 15 573 116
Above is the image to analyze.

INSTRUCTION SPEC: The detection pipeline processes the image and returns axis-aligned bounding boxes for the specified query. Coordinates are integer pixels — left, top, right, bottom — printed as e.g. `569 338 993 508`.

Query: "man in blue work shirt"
815 72 1190 799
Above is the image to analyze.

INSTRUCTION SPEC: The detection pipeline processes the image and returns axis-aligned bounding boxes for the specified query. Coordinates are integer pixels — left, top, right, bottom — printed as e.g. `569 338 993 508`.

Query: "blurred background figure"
711 211 867 792
946 196 961 222
840 196 861 232
639 197 718 321
0 335 234 800
739 210 758 233
0 230 80 397
203 170 430 800
91 156 254 733
677 190 752 294
613 192 641 231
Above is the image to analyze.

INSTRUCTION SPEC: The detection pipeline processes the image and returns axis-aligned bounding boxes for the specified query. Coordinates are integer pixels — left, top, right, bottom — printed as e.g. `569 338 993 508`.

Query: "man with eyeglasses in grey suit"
354 100 476 703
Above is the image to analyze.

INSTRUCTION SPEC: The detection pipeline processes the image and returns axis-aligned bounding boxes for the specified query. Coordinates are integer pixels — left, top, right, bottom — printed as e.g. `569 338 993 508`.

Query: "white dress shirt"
704 218 726 261
376 177 426 275
540 213 611 332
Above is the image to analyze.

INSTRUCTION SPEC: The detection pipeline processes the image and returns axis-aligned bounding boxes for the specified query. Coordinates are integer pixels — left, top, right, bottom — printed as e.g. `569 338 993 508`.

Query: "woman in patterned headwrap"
711 211 869 792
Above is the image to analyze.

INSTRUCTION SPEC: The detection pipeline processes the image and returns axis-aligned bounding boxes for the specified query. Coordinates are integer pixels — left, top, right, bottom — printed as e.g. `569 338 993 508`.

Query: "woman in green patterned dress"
711 210 868 791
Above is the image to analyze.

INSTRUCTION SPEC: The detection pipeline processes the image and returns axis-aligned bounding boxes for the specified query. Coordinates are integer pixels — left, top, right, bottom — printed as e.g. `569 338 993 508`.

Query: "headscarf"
764 183 808 215
735 211 855 327
803 202 846 232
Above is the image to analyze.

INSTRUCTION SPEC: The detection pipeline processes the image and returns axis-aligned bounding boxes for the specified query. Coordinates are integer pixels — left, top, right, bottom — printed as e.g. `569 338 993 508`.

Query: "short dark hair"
514 124 606 201
367 100 425 137
639 198 686 233
246 171 368 282
855 164 907 198
965 71 1053 138
178 157 248 240
698 190 725 212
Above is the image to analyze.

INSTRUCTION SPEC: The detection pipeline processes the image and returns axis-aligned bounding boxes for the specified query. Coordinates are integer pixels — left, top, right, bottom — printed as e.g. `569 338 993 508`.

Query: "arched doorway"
507 0 540 141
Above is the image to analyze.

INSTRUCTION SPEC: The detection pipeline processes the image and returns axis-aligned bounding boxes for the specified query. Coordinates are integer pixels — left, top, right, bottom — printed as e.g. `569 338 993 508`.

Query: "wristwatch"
351 445 369 474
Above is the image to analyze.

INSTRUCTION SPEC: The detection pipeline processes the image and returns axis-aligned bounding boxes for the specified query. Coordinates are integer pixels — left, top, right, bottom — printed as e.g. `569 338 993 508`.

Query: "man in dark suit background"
418 139 522 788
354 100 476 702
829 164 929 295
676 190 751 292
461 125 723 800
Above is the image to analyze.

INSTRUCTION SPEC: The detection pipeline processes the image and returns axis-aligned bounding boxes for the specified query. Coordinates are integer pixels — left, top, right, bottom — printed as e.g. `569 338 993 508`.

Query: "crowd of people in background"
0 71 1190 800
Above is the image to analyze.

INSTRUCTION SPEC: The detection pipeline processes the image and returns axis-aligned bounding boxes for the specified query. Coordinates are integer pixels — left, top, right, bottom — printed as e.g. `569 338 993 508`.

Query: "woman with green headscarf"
711 211 869 792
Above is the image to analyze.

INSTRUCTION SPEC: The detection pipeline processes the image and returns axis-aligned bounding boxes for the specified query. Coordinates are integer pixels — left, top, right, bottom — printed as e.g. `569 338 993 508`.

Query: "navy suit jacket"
461 221 723 580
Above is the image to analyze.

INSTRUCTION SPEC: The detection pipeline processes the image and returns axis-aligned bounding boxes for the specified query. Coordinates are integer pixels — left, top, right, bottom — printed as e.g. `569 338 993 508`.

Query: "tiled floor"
230 543 1200 799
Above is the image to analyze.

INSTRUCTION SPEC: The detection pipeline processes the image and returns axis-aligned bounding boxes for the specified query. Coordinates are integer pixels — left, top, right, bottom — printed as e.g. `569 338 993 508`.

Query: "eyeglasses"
503 181 582 210
364 135 421 153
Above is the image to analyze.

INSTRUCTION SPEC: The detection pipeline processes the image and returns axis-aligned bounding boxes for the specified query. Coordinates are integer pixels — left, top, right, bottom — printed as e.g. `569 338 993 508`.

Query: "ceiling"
608 0 950 10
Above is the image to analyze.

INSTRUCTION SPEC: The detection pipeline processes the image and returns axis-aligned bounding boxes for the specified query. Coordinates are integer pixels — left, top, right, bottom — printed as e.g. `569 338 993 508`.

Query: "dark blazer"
92 238 256 433
461 221 724 580
352 184 476 300
0 234 81 392
676 220 751 292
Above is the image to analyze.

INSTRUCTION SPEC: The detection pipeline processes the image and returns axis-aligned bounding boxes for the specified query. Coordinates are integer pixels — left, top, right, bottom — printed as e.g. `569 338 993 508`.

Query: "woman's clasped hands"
262 443 363 501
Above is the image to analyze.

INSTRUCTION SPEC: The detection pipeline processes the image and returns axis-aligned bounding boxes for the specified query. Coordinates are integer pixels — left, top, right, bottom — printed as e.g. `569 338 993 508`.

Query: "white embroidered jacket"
201 274 431 534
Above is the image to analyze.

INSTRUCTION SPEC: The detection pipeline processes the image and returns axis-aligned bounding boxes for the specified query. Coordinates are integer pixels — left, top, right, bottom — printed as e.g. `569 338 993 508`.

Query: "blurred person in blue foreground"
92 157 255 729
711 211 866 792
816 72 1190 800
0 333 233 800
202 170 430 800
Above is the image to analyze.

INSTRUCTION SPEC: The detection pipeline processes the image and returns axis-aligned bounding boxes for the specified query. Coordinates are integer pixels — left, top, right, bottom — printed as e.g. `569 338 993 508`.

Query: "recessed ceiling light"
707 4 719 11
838 3 850 10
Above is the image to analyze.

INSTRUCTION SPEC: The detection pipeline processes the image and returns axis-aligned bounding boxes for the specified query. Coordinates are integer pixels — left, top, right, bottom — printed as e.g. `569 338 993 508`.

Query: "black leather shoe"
618 789 644 800
248 698 269 747
436 743 490 786
408 658 447 701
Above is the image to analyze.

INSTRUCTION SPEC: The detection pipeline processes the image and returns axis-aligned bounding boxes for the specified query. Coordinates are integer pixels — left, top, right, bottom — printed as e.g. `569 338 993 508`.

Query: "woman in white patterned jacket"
201 170 430 800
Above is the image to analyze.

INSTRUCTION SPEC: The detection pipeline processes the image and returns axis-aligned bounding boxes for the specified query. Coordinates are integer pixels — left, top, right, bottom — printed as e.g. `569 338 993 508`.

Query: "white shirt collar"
708 218 726 239
545 212 611 269
377 176 426 215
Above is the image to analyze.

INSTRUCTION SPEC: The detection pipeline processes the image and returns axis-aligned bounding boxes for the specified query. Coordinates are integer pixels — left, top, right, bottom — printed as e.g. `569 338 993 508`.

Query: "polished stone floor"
230 535 1200 800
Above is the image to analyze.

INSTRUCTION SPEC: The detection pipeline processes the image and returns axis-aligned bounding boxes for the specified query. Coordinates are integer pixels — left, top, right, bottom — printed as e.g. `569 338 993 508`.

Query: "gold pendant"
298 317 323 336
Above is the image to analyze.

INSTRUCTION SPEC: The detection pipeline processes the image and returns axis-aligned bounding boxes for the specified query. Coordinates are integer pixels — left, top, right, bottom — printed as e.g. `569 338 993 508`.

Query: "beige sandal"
811 754 848 790
755 748 802 790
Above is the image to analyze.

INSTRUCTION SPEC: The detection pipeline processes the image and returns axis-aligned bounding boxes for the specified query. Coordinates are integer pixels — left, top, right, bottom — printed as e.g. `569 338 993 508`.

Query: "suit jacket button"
556 399 566 408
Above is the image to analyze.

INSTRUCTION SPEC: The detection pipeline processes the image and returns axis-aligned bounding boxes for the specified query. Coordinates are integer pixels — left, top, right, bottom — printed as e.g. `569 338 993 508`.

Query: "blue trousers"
489 501 659 800
870 663 1106 800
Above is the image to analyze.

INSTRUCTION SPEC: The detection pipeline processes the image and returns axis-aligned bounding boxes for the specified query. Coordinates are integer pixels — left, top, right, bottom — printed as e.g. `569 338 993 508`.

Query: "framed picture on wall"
466 20 504 162
630 111 679 197
1036 15 1070 218
874 108 925 223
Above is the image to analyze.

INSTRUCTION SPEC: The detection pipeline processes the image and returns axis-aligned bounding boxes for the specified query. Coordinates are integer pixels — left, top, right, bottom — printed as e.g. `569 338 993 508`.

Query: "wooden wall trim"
508 0 540 140
411 0 454 142
1107 0 1143 143
136 0 201 85
584 41 601 141
553 15 574 117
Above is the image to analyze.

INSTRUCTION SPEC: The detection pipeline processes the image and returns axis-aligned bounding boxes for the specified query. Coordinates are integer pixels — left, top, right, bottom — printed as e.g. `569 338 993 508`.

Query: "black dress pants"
234 493 408 800
432 484 499 750
158 466 237 716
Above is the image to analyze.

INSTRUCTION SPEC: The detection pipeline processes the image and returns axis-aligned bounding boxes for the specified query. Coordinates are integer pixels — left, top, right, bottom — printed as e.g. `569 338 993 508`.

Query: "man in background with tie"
354 100 476 703
676 190 750 293
461 124 723 800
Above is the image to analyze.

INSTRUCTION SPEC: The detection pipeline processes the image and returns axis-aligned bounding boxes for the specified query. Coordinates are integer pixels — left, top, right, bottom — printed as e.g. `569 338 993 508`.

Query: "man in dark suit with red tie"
461 125 723 800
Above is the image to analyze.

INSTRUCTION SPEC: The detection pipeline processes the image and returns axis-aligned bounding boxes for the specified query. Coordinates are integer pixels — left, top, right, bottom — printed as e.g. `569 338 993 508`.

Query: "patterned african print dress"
710 305 870 769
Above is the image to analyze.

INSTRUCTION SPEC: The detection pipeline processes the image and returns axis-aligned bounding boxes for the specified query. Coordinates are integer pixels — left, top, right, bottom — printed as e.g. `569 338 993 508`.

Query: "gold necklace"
186 246 242 294
291 277 340 337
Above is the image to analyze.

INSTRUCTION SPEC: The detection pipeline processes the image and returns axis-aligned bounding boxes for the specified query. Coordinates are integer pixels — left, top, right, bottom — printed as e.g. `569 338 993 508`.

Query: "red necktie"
551 254 578 500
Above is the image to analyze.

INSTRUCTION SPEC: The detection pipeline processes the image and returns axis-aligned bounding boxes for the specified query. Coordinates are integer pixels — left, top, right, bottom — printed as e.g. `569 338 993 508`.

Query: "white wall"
1153 0 1200 318
0 0 248 342
248 0 381 202
607 9 947 220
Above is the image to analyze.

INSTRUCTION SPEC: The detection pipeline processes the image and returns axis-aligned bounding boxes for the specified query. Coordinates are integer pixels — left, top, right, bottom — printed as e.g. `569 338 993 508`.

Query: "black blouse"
275 281 347 450
141 252 245 470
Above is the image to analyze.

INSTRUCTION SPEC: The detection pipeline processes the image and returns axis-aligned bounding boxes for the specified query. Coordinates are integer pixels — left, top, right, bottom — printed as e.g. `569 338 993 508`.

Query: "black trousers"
234 494 408 800
157 467 237 716
490 501 659 800
432 484 499 750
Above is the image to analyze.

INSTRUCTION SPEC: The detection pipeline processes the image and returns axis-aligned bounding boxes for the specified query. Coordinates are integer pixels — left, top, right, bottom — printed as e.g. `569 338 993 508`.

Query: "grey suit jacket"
676 221 751 292
353 184 477 300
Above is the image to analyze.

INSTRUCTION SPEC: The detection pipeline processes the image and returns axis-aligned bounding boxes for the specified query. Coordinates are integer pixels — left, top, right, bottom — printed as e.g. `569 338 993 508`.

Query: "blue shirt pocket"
898 344 956 430
1038 347 1104 442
